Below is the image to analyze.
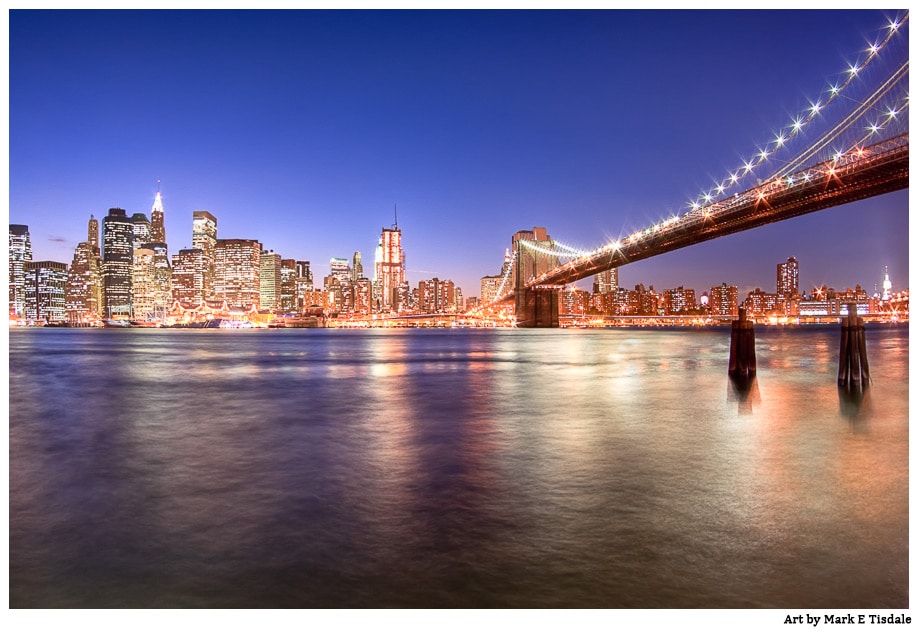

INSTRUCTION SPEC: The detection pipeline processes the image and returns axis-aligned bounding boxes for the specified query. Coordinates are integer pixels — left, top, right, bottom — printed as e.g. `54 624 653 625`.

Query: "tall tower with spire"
150 183 166 244
882 266 892 301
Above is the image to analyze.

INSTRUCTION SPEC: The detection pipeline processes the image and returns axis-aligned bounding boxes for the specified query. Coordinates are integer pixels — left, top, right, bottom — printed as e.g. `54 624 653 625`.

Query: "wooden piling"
728 308 756 378
838 302 870 390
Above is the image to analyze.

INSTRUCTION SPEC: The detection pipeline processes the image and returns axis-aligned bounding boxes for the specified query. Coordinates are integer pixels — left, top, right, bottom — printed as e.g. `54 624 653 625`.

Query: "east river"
8 325 908 608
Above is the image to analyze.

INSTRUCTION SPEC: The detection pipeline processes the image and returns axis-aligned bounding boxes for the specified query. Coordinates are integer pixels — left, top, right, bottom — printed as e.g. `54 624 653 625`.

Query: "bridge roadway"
519 133 908 293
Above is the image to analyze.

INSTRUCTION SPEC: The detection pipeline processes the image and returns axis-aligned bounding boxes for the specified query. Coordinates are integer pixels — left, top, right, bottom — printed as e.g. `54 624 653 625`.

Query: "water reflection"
838 385 870 423
727 374 761 415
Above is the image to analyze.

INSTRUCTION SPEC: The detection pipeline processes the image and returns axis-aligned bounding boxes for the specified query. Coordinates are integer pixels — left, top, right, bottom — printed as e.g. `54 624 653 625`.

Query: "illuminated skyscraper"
171 248 206 306
150 189 166 244
352 251 363 282
295 260 313 310
777 257 799 297
66 240 102 322
24 261 68 323
375 225 405 311
260 250 282 311
131 213 151 251
279 259 297 313
593 268 618 294
132 247 157 320
214 238 261 309
882 266 892 301
88 215 99 250
9 224 32 317
330 257 351 286
147 242 172 316
102 208 134 318
192 210 218 299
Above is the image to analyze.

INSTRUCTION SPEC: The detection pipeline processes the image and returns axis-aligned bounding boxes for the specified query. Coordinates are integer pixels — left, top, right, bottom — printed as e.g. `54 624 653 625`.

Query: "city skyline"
10 9 909 298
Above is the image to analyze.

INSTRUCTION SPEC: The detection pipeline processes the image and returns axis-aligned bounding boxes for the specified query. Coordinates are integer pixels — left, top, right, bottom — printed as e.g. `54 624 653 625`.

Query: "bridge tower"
512 227 561 328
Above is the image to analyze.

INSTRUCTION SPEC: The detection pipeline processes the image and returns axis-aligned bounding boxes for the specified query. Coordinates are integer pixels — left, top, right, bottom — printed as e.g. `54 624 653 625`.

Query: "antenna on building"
157 179 161 193
394 203 398 230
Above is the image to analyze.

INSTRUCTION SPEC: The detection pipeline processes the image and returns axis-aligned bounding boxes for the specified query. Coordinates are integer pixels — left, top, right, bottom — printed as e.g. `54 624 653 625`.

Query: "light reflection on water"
9 325 908 608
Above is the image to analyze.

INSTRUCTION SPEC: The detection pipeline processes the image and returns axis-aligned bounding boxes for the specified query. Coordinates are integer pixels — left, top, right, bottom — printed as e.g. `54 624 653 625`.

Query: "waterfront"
8 325 908 608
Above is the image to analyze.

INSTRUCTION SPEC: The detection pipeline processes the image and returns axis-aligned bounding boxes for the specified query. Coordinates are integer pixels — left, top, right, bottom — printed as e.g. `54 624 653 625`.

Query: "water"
8 325 908 608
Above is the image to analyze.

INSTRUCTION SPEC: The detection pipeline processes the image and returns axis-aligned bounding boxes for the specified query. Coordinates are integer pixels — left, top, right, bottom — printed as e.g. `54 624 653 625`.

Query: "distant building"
103 208 134 318
214 238 261 310
171 248 206 306
9 224 32 317
418 277 457 313
295 260 314 310
662 286 696 315
24 261 68 323
150 190 167 244
777 257 799 297
593 268 618 295
710 283 738 317
260 250 282 311
66 240 102 322
375 224 405 312
132 247 157 319
131 213 151 251
560 287 591 315
279 259 298 313
192 210 218 299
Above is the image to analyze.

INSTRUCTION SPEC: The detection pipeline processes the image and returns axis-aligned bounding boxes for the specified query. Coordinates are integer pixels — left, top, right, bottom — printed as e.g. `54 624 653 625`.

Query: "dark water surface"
9 326 908 608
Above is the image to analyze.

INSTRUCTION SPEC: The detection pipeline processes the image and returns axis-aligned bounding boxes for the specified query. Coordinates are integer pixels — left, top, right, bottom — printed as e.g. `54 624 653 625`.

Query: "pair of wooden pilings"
728 308 756 379
838 303 870 391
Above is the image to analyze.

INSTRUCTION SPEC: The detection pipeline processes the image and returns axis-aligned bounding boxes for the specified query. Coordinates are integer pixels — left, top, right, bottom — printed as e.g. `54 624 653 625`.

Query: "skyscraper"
214 238 261 309
260 250 282 311
710 282 739 317
9 224 32 317
102 208 134 318
593 268 619 295
192 210 218 299
132 247 157 320
376 225 405 312
150 189 166 244
352 251 363 282
295 260 313 310
24 261 68 323
131 213 151 251
777 257 799 297
66 240 102 322
279 259 297 313
88 215 99 250
171 248 206 306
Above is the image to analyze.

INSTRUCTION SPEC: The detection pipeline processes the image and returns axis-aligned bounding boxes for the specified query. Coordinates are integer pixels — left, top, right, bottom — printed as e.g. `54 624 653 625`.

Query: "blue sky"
9 9 909 299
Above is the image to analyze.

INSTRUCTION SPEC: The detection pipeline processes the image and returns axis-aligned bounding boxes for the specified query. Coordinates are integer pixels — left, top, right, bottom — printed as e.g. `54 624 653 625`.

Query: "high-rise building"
593 268 619 295
150 189 166 244
171 248 206 306
132 247 157 320
102 208 134 318
295 260 314 310
777 257 799 297
146 242 172 316
24 261 68 323
279 259 298 313
66 240 102 322
418 277 457 313
9 224 32 317
88 215 99 251
214 238 261 309
192 210 218 299
375 225 405 312
710 282 739 317
131 213 151 251
352 251 363 283
355 277 373 315
260 250 282 311
329 257 351 287
662 286 696 314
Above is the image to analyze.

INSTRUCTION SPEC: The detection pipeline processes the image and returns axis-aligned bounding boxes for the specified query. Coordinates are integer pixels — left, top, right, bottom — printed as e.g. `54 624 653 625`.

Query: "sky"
8 8 910 300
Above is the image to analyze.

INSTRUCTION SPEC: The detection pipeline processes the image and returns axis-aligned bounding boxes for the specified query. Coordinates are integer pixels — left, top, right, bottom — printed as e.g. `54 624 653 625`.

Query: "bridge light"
833 150 844 161
886 107 899 120
730 172 739 183
868 122 881 134
743 160 755 173
716 184 725 194
828 167 836 176
758 148 769 160
809 101 822 115
829 83 840 95
803 172 812 182
888 18 900 32
703 193 713 203
867 41 880 55
847 63 860 76
791 117 804 132
774 134 786 147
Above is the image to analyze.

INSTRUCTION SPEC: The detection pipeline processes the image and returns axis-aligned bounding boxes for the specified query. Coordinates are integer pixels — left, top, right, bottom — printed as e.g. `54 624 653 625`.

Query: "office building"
171 248 206 306
777 257 799 297
192 210 218 299
214 238 261 309
66 240 102 322
102 208 134 318
24 261 68 323
150 190 166 244
9 224 32 317
260 250 282 311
